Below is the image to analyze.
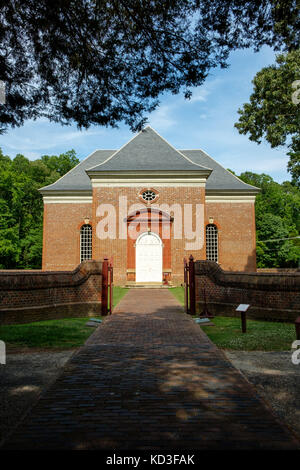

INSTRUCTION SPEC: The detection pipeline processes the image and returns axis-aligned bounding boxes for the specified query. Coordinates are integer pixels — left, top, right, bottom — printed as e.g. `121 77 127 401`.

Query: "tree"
235 49 300 186
256 213 298 268
41 150 79 177
0 198 21 268
0 149 298 268
238 171 300 267
0 0 299 133
0 148 79 269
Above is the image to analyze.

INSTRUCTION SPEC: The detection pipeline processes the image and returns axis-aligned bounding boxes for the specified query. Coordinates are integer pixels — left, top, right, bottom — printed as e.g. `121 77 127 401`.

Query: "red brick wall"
92 186 206 285
257 268 299 273
42 190 257 284
205 202 256 272
0 261 102 325
43 203 92 270
195 261 300 322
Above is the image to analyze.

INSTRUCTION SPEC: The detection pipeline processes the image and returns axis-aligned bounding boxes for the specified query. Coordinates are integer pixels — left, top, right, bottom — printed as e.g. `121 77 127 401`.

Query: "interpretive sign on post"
236 304 250 333
236 304 250 312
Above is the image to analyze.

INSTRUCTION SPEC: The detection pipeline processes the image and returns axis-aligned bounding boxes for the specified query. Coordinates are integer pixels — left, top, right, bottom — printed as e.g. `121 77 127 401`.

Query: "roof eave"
205 188 260 195
39 189 92 196
86 169 212 178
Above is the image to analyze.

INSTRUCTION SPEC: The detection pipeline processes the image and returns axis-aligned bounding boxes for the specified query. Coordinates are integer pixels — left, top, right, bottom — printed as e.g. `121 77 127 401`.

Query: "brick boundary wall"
257 268 299 273
0 260 103 325
195 261 300 322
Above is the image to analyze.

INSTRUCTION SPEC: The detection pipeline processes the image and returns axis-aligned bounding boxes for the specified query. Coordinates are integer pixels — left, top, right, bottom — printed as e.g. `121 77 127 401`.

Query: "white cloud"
189 88 210 103
188 78 222 103
21 151 40 159
244 156 289 173
58 128 105 142
216 148 289 180
1 120 107 155
0 47 291 182
148 104 177 130
147 78 221 129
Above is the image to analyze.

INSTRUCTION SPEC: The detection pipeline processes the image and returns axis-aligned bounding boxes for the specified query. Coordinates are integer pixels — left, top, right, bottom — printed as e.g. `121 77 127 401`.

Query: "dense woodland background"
0 2 299 270
0 148 79 269
0 147 299 270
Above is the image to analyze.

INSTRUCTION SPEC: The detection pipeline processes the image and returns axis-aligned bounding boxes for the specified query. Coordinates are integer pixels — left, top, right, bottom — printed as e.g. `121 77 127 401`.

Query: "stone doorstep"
125 282 173 288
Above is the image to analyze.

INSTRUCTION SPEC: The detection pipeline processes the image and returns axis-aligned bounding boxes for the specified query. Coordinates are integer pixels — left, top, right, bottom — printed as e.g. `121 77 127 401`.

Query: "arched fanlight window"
80 224 92 262
206 224 218 263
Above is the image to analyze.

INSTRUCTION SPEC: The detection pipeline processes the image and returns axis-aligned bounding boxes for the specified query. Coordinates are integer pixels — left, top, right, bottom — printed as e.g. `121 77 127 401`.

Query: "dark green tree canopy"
235 49 300 186
1 150 298 269
238 171 300 267
0 0 299 133
0 148 79 269
40 150 79 176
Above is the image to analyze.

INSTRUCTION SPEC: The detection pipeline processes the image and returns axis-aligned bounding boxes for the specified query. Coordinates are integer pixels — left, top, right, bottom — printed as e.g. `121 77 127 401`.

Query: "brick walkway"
2 289 299 450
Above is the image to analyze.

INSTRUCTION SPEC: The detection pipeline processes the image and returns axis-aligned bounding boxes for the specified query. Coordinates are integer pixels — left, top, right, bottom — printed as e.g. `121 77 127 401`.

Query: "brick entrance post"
189 255 196 316
101 258 109 315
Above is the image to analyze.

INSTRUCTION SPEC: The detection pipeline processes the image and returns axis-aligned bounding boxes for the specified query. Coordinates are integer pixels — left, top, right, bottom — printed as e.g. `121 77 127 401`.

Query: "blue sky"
0 46 290 182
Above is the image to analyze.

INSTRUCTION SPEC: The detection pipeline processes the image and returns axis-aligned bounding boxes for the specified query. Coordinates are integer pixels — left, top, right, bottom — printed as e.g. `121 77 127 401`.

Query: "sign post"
236 304 250 333
101 258 109 316
189 255 195 316
295 317 300 340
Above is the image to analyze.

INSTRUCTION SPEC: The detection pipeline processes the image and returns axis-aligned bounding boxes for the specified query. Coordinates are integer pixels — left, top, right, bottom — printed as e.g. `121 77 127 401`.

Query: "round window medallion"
138 188 159 204
141 190 156 202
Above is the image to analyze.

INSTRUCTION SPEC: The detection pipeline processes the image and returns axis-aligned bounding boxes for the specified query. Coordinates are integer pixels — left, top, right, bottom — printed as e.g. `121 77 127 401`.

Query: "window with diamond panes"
80 224 92 262
206 224 218 263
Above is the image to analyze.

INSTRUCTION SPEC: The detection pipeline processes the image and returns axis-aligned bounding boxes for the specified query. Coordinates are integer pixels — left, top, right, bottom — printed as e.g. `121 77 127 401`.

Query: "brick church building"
40 127 259 285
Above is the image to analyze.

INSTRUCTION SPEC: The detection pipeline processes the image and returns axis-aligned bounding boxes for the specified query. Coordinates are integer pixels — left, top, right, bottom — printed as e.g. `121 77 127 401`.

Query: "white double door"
136 232 162 283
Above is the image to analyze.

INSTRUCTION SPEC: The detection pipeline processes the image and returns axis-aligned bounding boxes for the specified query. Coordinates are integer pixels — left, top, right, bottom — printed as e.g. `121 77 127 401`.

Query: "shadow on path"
2 289 299 450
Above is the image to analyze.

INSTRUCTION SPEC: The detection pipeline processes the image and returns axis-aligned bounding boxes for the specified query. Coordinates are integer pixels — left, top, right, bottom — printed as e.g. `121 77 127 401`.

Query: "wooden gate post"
109 257 113 315
189 255 195 316
183 257 189 314
295 316 300 340
101 258 109 316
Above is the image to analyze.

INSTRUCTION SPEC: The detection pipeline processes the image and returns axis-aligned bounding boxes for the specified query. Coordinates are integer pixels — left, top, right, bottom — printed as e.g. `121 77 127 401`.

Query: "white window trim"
206 224 218 263
80 224 92 262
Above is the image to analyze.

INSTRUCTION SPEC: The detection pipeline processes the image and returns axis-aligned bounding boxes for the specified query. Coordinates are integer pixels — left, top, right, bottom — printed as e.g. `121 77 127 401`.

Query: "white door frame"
135 231 163 283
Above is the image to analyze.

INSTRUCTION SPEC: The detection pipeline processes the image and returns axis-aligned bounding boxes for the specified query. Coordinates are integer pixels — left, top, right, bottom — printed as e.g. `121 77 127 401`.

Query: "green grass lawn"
110 286 129 309
202 316 296 351
169 287 185 306
169 286 295 351
0 317 93 351
0 287 129 351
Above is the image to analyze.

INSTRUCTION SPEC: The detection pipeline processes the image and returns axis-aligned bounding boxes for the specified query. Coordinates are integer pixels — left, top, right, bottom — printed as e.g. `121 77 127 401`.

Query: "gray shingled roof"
181 150 259 192
87 127 210 173
39 126 259 193
39 149 114 192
